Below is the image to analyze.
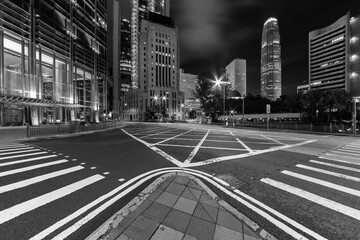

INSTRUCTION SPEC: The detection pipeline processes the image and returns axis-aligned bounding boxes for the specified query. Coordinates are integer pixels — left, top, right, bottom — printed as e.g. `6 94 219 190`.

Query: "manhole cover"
216 173 249 189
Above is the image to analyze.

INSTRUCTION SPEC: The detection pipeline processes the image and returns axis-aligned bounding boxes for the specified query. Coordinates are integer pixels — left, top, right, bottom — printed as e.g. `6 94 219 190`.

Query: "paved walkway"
89 173 271 240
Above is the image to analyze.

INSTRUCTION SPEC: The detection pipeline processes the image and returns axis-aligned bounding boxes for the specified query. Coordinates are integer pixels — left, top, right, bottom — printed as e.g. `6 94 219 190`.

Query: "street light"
154 95 167 122
214 76 231 117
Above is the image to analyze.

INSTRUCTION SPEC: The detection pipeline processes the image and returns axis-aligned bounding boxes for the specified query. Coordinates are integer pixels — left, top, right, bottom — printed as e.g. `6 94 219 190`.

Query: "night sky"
120 0 360 96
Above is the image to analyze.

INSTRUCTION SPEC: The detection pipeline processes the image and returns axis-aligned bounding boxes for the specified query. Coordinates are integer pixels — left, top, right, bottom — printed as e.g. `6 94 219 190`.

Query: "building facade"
226 59 246 96
261 17 282 101
179 69 200 119
134 12 182 121
130 0 170 90
107 0 121 118
309 13 360 96
0 0 108 126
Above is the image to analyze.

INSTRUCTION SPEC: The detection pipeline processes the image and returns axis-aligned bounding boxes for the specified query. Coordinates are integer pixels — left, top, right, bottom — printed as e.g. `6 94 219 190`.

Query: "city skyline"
121 0 360 96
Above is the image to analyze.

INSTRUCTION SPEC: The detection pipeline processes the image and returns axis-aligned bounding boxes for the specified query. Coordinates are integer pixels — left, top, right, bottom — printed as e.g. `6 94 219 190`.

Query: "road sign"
266 104 271 114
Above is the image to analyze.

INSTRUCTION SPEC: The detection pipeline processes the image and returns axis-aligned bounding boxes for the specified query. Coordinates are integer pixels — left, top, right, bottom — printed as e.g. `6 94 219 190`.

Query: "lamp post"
214 77 231 118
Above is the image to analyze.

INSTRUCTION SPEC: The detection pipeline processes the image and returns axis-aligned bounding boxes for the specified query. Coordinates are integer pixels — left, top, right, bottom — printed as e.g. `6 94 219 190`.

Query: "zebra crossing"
259 140 360 238
0 142 140 240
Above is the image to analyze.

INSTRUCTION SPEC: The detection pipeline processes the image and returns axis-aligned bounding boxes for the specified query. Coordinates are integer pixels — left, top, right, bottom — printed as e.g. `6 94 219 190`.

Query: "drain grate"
216 173 249 189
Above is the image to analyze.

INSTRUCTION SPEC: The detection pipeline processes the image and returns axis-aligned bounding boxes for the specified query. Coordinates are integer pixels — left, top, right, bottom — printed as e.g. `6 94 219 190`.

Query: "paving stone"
216 210 243 233
186 216 216 240
199 192 219 208
214 224 244 240
123 215 158 240
143 201 171 223
187 180 203 190
201 202 218 222
119 199 153 229
181 187 198 201
155 191 179 208
105 225 125 240
147 188 163 201
183 234 199 240
193 202 213 222
116 233 133 240
243 224 262 240
150 225 184 240
173 196 197 215
188 187 202 200
158 179 172 190
163 209 192 232
173 175 191 186
165 182 186 195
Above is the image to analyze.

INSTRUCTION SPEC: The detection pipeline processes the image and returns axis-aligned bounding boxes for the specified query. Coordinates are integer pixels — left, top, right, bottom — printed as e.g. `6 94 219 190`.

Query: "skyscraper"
226 59 246 96
309 13 360 96
261 18 281 101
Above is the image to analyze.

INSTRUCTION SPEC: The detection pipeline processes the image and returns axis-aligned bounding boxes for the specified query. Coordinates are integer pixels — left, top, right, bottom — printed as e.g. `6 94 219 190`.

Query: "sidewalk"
88 173 275 240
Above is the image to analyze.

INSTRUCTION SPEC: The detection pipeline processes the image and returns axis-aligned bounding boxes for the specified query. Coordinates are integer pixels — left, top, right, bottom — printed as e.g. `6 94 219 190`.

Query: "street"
0 122 359 239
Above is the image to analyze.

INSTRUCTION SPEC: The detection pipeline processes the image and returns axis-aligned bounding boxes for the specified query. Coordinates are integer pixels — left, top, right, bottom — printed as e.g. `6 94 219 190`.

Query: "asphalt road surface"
1 122 359 239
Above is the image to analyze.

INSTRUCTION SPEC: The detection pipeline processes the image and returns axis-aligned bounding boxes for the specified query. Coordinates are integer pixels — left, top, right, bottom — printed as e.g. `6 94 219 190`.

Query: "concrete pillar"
0 103 4 126
30 106 39 126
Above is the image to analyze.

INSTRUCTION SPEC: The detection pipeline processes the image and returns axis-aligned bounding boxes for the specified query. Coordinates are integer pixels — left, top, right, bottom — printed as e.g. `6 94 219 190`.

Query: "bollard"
26 123 30 138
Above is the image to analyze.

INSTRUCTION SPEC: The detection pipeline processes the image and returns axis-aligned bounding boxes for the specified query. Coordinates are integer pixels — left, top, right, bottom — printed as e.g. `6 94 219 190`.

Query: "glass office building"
261 17 282 101
0 0 108 126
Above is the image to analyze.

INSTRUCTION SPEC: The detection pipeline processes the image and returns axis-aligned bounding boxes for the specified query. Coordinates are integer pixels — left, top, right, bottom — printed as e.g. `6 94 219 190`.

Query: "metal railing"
26 120 123 138
214 120 357 135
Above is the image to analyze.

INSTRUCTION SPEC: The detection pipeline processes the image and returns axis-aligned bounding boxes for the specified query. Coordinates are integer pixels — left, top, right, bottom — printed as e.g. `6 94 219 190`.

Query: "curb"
86 172 276 240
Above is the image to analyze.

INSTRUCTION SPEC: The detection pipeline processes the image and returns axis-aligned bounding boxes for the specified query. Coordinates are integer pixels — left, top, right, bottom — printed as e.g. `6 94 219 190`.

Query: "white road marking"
324 153 360 160
122 129 184 167
90 167 96 170
340 146 360 150
0 174 104 225
229 131 253 152
188 140 317 167
182 171 312 240
103 172 110 175
330 150 360 156
30 167 183 240
0 152 47 161
0 147 34 153
0 149 40 156
155 143 248 151
261 178 360 221
282 170 360 197
139 129 177 139
318 156 360 166
118 178 125 182
0 166 84 194
0 160 68 177
260 135 286 145
184 129 210 164
310 160 360 173
0 144 28 149
0 155 57 167
334 148 360 154
152 128 195 145
296 164 360 182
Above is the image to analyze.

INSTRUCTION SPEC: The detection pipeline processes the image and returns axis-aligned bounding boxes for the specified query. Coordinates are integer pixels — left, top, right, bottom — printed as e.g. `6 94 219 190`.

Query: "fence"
214 120 356 135
27 120 123 138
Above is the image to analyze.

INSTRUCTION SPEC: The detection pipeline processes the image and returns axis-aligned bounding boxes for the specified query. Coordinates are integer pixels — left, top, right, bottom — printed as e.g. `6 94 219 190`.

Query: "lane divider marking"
184 129 211 164
261 178 360 221
0 174 104 225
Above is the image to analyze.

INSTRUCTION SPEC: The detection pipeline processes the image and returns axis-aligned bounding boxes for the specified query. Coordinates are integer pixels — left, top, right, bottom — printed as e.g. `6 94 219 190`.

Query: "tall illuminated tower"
261 17 281 101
